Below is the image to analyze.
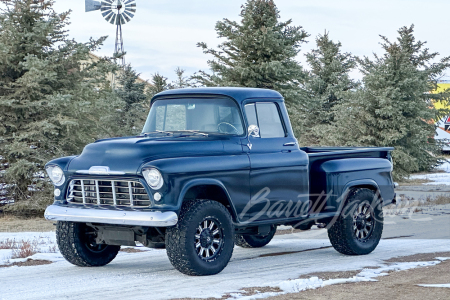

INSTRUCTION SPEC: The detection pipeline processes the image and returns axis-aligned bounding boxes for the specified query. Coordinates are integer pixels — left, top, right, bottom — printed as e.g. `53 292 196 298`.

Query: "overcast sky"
53 0 450 82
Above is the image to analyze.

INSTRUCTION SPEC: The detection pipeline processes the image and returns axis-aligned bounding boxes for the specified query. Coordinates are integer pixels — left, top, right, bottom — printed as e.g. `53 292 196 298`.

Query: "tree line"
0 0 449 214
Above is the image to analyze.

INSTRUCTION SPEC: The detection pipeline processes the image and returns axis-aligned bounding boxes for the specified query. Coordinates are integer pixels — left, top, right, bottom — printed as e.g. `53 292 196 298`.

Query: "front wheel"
327 188 383 255
165 200 234 276
235 225 277 248
56 221 120 267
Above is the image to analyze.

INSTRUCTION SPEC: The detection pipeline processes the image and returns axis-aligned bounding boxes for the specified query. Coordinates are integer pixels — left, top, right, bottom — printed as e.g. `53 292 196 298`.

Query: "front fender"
139 154 250 215
45 156 78 171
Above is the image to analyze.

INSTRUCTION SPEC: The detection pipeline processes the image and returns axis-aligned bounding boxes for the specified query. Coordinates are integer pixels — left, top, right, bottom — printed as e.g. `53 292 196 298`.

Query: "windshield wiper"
174 130 209 137
141 131 174 137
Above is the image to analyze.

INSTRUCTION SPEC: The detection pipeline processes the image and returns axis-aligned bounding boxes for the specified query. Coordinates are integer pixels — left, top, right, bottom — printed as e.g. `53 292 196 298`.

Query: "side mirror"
248 125 260 138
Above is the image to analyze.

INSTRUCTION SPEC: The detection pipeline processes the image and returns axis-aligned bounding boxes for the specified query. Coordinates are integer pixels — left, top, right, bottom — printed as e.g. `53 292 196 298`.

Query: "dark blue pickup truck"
44 88 395 275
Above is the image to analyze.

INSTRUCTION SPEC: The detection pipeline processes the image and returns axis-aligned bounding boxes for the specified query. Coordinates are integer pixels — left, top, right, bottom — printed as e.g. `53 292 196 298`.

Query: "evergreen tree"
300 32 358 145
170 67 190 89
0 0 117 201
147 73 170 98
114 65 148 136
193 0 308 104
331 25 450 178
116 65 148 112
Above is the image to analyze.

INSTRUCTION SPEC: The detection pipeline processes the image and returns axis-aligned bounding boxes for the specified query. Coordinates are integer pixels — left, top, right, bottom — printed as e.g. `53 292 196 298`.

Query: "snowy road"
1 232 449 300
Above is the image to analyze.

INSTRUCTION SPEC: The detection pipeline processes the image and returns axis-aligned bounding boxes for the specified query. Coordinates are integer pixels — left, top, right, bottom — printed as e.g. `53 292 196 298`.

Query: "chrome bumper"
44 205 178 227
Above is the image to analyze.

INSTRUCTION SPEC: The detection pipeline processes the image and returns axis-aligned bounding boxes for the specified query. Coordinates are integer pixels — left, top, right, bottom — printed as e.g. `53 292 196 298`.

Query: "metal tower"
85 0 137 67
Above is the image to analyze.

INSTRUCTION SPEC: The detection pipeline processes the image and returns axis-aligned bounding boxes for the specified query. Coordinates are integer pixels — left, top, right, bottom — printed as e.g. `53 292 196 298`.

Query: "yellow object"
433 80 450 110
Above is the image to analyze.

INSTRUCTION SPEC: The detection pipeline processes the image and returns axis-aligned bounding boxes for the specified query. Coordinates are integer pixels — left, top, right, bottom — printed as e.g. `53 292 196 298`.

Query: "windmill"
85 0 137 66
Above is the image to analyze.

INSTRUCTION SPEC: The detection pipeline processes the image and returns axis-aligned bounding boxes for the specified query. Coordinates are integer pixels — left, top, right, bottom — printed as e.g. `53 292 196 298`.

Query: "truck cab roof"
153 87 284 104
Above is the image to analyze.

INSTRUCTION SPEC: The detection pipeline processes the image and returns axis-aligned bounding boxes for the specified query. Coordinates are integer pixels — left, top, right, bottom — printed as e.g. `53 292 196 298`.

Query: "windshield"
142 97 245 136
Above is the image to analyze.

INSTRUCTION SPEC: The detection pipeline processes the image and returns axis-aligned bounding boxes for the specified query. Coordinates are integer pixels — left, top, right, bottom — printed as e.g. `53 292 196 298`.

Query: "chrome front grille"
67 179 151 207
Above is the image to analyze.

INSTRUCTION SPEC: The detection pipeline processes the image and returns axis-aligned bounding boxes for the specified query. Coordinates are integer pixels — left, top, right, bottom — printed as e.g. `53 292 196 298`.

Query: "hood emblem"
76 166 125 175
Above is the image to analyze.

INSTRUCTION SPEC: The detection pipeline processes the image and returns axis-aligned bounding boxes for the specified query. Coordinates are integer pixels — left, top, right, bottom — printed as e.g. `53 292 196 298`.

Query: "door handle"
283 142 296 146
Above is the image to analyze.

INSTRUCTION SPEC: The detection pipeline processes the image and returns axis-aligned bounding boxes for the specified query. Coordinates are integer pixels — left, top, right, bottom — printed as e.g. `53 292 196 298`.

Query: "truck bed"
302 147 395 215
301 146 393 168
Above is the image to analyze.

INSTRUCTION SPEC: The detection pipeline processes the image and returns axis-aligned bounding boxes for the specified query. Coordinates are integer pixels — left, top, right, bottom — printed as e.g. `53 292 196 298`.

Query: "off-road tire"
327 188 383 255
235 225 277 248
165 200 234 276
56 221 120 267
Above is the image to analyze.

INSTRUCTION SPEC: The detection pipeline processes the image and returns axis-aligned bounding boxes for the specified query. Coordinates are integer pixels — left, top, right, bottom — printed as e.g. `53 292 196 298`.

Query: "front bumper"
44 205 178 227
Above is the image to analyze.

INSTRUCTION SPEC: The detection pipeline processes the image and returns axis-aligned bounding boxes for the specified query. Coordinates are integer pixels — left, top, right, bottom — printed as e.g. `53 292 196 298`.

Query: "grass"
0 235 57 266
0 215 55 232
0 238 16 249
385 194 450 214
11 240 39 259
434 194 450 205
397 178 432 186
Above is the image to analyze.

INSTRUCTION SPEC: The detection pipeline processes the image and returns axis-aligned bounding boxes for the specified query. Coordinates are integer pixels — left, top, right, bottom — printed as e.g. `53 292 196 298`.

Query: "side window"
244 104 258 127
256 103 285 138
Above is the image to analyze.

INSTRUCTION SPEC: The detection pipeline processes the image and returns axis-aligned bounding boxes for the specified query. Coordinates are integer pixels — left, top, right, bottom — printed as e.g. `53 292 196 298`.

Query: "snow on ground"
0 232 61 265
0 231 450 300
410 160 450 185
277 261 440 292
417 284 450 288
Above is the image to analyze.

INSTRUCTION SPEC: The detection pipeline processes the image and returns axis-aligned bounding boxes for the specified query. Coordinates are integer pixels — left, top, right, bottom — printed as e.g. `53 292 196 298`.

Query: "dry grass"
0 215 55 232
172 286 282 300
0 259 52 268
387 194 450 209
0 238 17 249
397 178 432 186
11 240 39 259
0 238 40 259
120 247 145 253
434 194 450 205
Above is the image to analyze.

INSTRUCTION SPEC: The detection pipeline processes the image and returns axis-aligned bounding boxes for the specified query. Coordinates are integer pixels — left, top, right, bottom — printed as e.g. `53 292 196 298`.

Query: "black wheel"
165 200 234 276
56 221 120 267
328 188 383 255
235 225 277 248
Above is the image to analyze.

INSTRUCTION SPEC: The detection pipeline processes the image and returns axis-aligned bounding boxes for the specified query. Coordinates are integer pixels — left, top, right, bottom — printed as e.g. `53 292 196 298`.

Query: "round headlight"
142 168 164 190
46 165 65 186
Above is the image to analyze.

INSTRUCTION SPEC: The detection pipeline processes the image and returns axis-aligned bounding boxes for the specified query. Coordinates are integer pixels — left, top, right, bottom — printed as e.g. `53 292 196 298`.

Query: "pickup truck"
44 87 395 276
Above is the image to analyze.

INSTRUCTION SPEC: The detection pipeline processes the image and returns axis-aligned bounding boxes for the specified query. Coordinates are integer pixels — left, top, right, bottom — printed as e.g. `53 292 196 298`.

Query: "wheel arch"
338 179 382 211
177 179 239 223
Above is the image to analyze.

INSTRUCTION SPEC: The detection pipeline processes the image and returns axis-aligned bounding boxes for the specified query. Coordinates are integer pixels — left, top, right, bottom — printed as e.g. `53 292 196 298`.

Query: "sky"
53 0 450 82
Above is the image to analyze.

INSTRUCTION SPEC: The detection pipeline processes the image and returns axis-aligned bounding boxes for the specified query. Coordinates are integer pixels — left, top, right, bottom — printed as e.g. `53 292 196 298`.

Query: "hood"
68 136 227 175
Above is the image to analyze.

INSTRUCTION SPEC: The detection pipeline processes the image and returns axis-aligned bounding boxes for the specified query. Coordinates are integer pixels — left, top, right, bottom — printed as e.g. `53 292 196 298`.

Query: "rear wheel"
166 200 234 276
327 188 383 255
235 225 277 248
56 221 120 267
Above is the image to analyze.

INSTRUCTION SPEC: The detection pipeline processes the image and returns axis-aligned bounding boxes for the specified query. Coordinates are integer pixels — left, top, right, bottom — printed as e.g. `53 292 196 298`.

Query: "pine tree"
193 0 308 105
116 65 148 112
147 73 170 98
114 65 148 136
332 25 450 179
0 0 117 202
170 67 190 89
300 32 358 145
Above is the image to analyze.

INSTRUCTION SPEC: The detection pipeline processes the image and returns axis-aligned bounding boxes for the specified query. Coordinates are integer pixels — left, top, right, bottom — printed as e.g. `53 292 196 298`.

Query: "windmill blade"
123 10 134 19
103 10 114 21
119 14 126 25
109 14 117 25
123 14 131 23
85 0 101 12
99 0 136 25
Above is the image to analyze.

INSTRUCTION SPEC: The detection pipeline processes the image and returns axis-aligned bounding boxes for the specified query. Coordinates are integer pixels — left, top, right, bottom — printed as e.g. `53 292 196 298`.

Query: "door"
242 102 309 222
